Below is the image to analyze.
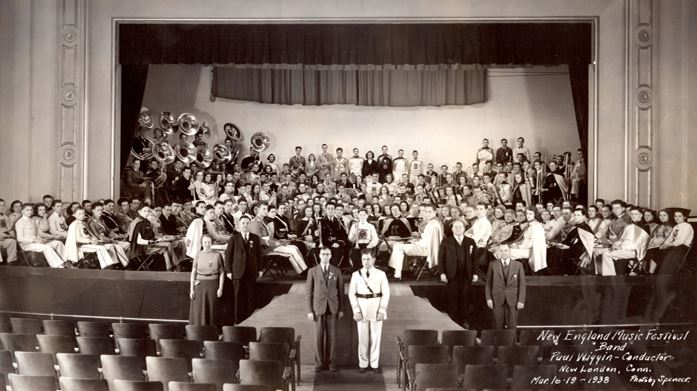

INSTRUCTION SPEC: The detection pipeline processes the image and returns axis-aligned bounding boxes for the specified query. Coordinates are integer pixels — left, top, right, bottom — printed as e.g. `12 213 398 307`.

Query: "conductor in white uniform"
348 250 390 373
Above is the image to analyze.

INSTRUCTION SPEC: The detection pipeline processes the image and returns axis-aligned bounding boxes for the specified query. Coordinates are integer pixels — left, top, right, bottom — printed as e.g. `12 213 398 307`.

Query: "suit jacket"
485 259 526 307
438 236 476 281
320 217 348 247
221 212 236 234
306 264 345 316
224 232 261 280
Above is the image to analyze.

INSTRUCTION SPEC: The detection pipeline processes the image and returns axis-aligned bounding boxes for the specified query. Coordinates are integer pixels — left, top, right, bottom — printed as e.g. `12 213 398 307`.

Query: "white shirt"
466 216 492 247
454 235 464 245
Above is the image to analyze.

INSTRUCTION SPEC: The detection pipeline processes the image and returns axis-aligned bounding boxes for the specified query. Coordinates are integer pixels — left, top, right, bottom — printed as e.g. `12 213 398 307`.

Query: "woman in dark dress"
189 235 225 326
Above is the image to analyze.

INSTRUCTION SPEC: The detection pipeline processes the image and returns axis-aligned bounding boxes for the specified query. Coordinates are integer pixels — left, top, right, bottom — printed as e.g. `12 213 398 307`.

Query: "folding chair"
496 345 540 375
0 333 37 358
191 358 238 391
8 374 55 391
149 324 186 345
117 338 156 357
186 325 219 342
396 329 439 388
461 364 508 391
146 356 190 391
77 321 111 337
42 319 76 336
440 330 477 357
238 359 291 391
15 351 56 378
258 327 301 383
37 334 78 355
159 339 204 370
248 342 293 391
60 377 109 391
77 336 115 355
169 383 217 391
404 345 450 391
56 353 101 379
410 363 458 391
100 354 147 387
113 322 148 340
452 346 495 380
222 326 257 346
480 329 517 346
203 341 245 362
11 317 43 334
112 379 165 391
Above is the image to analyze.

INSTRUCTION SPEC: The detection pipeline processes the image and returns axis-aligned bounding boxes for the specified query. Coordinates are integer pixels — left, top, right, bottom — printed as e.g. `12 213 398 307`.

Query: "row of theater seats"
0 316 300 391
395 328 697 391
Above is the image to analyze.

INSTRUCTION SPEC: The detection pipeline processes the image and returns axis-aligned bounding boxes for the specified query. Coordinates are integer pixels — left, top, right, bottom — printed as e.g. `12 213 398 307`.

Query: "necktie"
366 270 370 279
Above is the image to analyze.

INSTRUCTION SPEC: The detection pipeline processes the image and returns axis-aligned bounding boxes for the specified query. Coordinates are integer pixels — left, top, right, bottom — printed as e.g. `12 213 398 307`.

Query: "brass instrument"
153 141 176 165
250 132 270 153
159 112 178 135
195 145 214 168
212 144 233 163
199 121 211 138
130 136 155 160
138 107 154 130
175 140 197 164
177 113 199 136
224 122 242 141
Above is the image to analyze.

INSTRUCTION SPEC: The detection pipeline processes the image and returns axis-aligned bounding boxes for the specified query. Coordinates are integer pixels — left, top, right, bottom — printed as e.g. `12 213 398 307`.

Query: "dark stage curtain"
119 65 149 171
212 64 486 106
569 62 589 160
119 23 591 67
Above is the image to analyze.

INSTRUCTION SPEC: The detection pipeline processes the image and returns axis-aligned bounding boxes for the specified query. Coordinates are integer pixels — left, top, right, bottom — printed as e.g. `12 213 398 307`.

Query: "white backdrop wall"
142 65 581 168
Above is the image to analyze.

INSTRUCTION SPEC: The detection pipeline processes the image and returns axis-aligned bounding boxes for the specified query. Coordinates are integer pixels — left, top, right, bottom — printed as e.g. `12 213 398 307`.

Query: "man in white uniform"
348 250 390 373
388 204 443 280
466 203 493 274
15 203 66 268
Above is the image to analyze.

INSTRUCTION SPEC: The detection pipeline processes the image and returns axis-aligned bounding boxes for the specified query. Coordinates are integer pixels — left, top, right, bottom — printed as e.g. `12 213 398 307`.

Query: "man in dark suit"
438 219 477 326
306 247 345 372
485 244 526 329
224 215 261 325
319 202 349 266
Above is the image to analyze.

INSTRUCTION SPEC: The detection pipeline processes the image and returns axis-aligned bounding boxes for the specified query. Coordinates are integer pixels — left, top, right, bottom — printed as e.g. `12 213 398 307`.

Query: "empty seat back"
77 321 111 337
145 356 190 391
440 330 476 349
221 326 256 345
42 319 76 336
0 333 37 356
258 327 294 346
452 346 495 376
203 341 245 362
480 329 517 346
238 359 284 388
169 383 217 391
77 336 115 355
192 358 238 391
413 363 458 391
113 322 148 339
101 354 146 383
496 345 540 366
461 364 508 390
112 379 165 391
117 338 156 357
15 351 56 377
10 318 43 334
159 339 203 370
60 377 109 391
186 325 219 342
248 342 289 365
37 334 78 354
149 324 185 343
8 374 55 391
407 345 450 372
402 329 439 347
56 353 101 379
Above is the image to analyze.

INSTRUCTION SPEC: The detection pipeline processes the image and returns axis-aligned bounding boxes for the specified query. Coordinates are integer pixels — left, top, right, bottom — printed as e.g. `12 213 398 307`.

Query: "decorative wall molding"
57 0 86 200
626 0 656 207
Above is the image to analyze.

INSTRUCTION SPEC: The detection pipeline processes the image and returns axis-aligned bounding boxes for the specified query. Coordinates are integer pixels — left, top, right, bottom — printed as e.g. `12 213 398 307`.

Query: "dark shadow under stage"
0 266 694 329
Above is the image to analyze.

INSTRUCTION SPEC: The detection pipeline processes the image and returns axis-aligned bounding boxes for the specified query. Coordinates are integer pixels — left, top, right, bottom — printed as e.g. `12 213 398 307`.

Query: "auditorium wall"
141 65 580 168
0 0 695 210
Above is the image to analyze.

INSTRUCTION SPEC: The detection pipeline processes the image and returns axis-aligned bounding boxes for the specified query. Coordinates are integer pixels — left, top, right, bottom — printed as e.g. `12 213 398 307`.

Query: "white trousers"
81 243 129 268
595 248 636 276
21 242 65 268
509 248 532 260
356 320 383 369
269 245 307 274
388 242 429 277
0 238 18 263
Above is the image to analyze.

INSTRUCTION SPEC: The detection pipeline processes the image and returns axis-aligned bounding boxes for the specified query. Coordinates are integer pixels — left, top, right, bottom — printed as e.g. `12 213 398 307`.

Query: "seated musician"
547 208 595 275
487 209 516 254
319 202 349 267
15 203 66 268
545 206 566 243
123 159 151 199
208 202 232 244
381 204 412 241
100 199 127 239
348 208 379 270
88 202 130 267
47 199 69 240
115 199 134 232
388 203 443 280
159 204 181 236
594 206 650 276
250 203 307 275
292 205 319 255
33 204 62 242
220 200 237 234
65 207 129 269
596 200 632 246
129 205 184 271
652 208 693 275
508 209 547 272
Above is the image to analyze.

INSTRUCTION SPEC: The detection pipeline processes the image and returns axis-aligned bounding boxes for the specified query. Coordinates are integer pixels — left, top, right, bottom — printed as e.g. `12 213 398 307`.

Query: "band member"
348 250 390 373
376 145 393 183
548 208 595 274
475 139 494 172
512 137 531 163
306 247 345 372
465 203 493 273
348 148 364 178
542 161 568 204
348 208 379 270
0 199 18 264
654 208 693 274
66 207 129 269
224 215 261 325
250 203 307 275
333 148 348 180
220 200 237 234
486 244 526 329
15 203 65 268
595 206 650 276
101 200 126 239
388 204 443 280
495 138 513 165
186 206 228 260
172 167 194 203
318 144 334 178
289 146 306 171
361 151 379 179
406 150 422 183
439 219 477 326
48 200 69 240
159 204 180 236
570 149 586 202
319 202 349 266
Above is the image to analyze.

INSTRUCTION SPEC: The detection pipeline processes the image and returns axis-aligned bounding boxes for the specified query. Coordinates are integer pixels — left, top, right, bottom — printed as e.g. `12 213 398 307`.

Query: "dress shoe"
372 367 382 374
329 366 338 372
315 366 325 373
359 367 367 373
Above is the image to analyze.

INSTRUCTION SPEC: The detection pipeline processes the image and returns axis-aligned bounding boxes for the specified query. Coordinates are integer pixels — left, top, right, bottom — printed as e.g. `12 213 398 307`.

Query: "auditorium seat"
257 327 300 383
406 345 450 373
159 339 203 370
60 377 110 391
118 338 157 358
169 382 217 391
511 364 557 390
203 341 245 362
496 345 540 366
222 326 257 346
0 333 37 357
0 317 11 333
101 354 147 386
223 385 278 391
77 321 111 337
77 336 116 355
191 358 238 391
146 356 191 391
238 359 289 391
42 319 76 336
8 374 56 391
518 329 556 357
113 322 149 339
10 317 43 335
0 350 14 390
411 363 458 391
461 364 508 391
452 346 495 378
440 330 476 357
112 379 165 391
37 334 78 355
480 329 517 346
149 324 186 348
15 352 56 379
396 329 439 387
186 325 219 342
56 353 101 379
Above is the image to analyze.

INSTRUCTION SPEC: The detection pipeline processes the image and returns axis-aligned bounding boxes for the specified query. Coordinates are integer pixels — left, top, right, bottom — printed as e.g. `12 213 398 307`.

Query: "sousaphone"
153 141 176 164
178 113 199 136
138 107 154 130
224 122 242 141
213 144 233 163
130 136 155 160
176 140 197 164
159 111 178 135
250 131 270 153
196 145 214 168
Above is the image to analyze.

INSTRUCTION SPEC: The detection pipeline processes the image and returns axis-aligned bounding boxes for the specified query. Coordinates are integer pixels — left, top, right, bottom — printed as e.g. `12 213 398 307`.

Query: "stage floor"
0 266 694 328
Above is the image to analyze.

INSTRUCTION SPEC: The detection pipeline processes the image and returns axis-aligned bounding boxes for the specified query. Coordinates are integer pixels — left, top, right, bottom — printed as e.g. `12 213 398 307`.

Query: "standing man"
349 250 390 373
475 139 495 173
333 148 349 180
318 144 334 178
376 145 393 183
485 244 526 329
512 137 531 163
495 138 513 165
407 150 423 184
289 146 307 172
224 216 262 325
439 220 477 326
306 247 345 372
348 148 364 179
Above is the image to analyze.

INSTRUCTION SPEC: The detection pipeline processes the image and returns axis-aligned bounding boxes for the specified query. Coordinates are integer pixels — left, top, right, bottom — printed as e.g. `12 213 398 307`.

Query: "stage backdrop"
141 64 581 167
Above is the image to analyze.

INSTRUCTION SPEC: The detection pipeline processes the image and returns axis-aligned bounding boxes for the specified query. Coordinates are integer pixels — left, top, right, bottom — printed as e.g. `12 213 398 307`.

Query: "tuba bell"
177 113 199 136
138 107 154 130
196 145 214 168
213 144 233 163
130 135 155 160
153 141 176 165
223 122 242 141
250 132 270 153
175 140 197 164
159 112 178 135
